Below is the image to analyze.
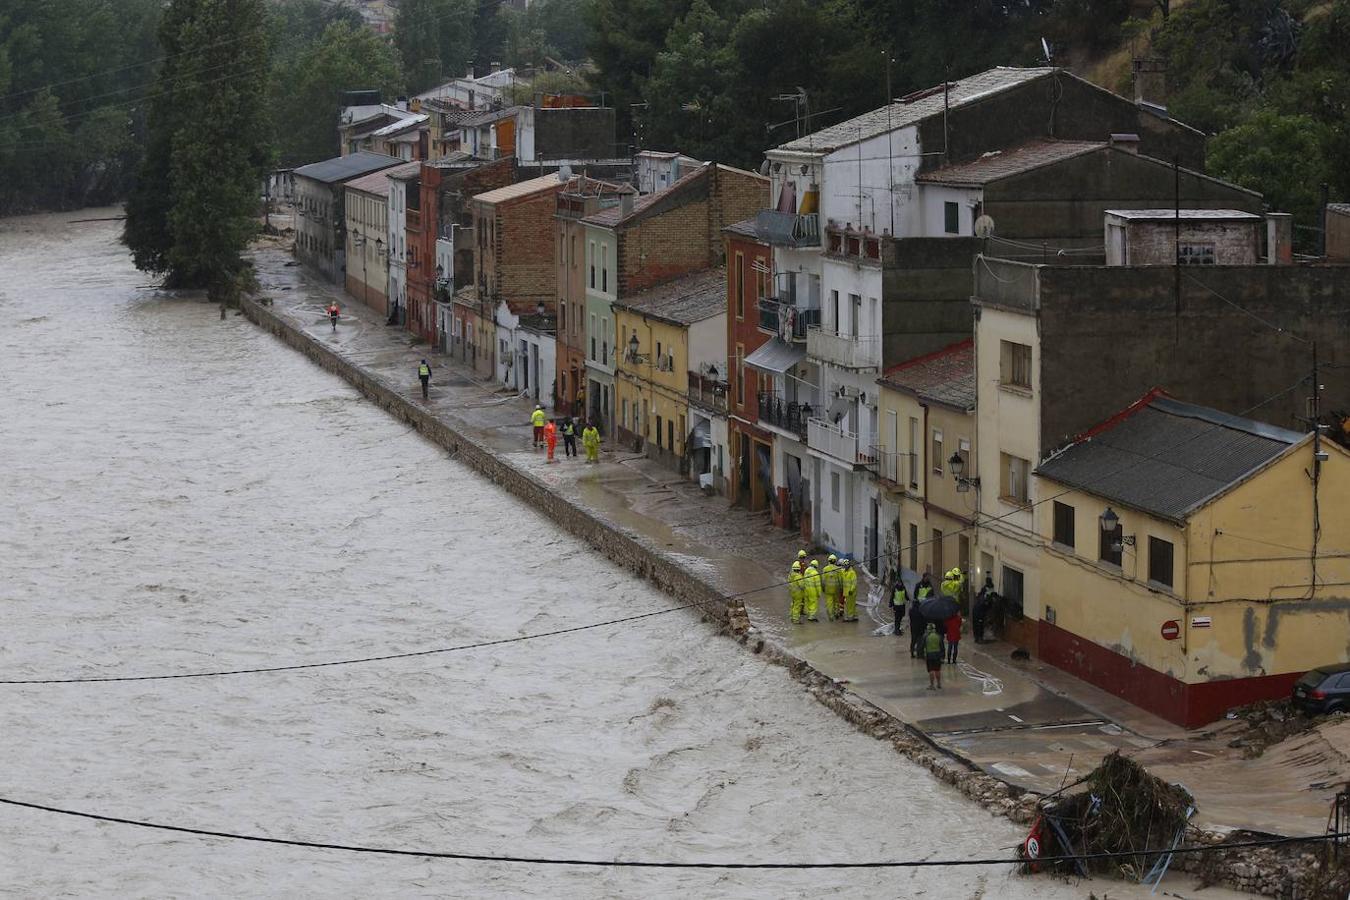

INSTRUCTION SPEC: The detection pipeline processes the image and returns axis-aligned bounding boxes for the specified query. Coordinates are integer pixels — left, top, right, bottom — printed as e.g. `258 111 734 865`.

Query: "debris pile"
1224 697 1320 758
1021 751 1194 883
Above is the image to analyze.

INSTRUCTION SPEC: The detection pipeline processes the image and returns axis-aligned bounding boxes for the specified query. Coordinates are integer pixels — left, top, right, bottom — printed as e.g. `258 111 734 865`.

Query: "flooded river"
0 212 1244 898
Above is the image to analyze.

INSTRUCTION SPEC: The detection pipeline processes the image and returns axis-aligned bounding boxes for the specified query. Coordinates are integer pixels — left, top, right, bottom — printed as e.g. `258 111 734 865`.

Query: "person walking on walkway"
327 301 340 332
821 554 841 620
945 611 963 664
839 558 858 622
924 624 944 689
973 576 994 643
544 419 558 462
787 560 806 625
891 575 908 639
531 405 547 448
561 417 577 457
417 359 432 400
802 559 821 622
582 421 601 463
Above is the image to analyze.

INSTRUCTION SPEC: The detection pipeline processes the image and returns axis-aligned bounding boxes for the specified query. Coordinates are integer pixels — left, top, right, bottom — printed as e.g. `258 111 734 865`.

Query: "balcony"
808 418 878 467
805 327 881 370
688 373 728 414
757 298 821 341
868 447 917 488
757 391 812 440
754 209 820 249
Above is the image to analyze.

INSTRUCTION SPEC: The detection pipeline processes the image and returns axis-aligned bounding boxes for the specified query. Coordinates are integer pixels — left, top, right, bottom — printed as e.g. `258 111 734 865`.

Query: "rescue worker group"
529 402 600 464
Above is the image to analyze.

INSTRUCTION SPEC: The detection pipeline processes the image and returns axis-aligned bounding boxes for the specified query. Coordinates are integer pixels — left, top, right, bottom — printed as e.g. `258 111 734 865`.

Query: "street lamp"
1099 506 1135 552
626 332 650 364
948 451 980 493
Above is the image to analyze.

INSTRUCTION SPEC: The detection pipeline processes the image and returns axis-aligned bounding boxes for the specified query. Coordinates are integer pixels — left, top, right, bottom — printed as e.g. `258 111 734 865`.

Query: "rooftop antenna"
1041 37 1053 64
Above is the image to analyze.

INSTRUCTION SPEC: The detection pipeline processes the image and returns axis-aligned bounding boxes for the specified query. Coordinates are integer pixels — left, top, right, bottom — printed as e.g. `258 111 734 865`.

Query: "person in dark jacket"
908 597 925 658
561 417 578 457
973 576 995 643
891 576 908 639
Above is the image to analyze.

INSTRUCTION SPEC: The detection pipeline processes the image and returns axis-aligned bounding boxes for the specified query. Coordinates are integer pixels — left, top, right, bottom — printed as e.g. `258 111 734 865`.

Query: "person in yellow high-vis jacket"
839 558 858 622
802 559 821 622
530 405 547 448
582 421 601 463
821 554 841 620
787 560 806 624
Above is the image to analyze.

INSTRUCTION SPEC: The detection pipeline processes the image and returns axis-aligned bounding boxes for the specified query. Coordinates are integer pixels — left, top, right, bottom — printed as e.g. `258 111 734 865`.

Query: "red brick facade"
473 176 567 318
724 227 774 511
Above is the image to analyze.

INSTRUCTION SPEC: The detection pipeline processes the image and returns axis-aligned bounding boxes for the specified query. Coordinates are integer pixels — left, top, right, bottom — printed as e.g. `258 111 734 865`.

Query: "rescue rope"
0 794 1342 869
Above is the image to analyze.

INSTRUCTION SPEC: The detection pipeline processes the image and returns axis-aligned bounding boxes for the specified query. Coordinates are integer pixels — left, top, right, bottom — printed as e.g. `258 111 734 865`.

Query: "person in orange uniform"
544 418 558 462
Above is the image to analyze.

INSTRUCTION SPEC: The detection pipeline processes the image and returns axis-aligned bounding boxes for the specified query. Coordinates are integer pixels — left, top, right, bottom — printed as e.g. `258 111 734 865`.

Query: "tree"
1209 109 1331 239
394 0 475 93
272 21 402 166
124 0 271 300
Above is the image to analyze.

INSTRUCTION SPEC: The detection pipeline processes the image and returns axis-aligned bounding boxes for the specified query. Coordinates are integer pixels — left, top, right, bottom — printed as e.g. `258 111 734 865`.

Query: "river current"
0 211 1243 898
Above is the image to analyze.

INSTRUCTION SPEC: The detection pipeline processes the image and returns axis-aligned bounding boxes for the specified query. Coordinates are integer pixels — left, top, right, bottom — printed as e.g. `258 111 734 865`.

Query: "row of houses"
288 64 1350 728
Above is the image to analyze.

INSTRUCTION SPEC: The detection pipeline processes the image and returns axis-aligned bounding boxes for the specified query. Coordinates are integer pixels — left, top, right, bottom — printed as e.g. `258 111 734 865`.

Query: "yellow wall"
614 308 690 454
1036 437 1350 684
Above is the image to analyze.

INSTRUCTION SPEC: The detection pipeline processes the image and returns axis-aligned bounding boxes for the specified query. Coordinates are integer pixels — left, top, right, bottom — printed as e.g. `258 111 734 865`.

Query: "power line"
0 603 700 685
0 794 1342 868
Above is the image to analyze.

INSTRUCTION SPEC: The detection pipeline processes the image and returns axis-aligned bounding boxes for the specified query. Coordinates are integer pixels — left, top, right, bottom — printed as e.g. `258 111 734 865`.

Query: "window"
589 241 596 288
1053 501 1075 548
908 523 918 571
670 417 677 451
1002 566 1024 619
735 252 745 318
621 398 628 428
1149 536 1174 588
831 472 841 512
601 245 609 292
908 417 919 487
656 340 662 364
559 302 566 334
589 313 597 360
1000 453 1030 504
957 437 970 478
931 429 944 475
830 290 840 332
932 528 944 573
656 414 663 448
1178 243 1215 265
1099 515 1123 568
735 343 745 406
1000 340 1032 389
943 201 960 235
849 294 861 338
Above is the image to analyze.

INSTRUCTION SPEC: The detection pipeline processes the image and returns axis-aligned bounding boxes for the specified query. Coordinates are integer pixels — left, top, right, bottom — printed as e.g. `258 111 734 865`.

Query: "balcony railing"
805 327 881 370
754 209 820 248
757 391 811 440
808 418 878 467
868 447 919 486
758 298 821 341
688 373 728 414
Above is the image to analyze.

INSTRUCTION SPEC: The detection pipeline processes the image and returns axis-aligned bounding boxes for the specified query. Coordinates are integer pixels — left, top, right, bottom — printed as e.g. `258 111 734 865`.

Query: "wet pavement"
244 235 1350 841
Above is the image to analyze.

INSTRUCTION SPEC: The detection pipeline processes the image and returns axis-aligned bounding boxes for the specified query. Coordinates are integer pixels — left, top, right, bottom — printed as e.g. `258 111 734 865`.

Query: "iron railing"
805 327 881 370
758 298 821 340
808 418 878 466
754 209 821 248
757 391 811 440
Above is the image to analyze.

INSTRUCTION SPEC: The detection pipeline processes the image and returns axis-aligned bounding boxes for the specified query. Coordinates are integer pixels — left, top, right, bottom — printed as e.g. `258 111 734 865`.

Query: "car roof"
1310 662 1350 676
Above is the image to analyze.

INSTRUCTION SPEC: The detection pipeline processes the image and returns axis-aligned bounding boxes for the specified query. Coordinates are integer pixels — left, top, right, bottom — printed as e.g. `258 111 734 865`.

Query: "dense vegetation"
3 0 1350 240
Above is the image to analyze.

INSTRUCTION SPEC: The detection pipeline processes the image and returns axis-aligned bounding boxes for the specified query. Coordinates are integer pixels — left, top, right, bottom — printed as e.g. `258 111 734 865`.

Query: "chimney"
1131 56 1168 108
1109 133 1140 154
620 192 634 218
1266 212 1293 265
466 66 475 80
490 61 501 74
396 96 408 111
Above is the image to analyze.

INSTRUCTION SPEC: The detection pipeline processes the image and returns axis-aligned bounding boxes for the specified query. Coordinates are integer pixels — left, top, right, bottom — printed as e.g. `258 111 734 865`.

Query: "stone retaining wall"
240 296 1316 898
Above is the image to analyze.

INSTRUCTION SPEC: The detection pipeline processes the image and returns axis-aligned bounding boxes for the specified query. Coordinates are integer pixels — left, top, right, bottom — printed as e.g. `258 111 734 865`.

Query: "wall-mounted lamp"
948 451 980 493
626 332 650 364
1099 506 1135 552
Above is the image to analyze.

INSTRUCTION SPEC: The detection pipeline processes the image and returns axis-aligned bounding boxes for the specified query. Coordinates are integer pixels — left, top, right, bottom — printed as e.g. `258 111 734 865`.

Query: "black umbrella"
919 593 960 620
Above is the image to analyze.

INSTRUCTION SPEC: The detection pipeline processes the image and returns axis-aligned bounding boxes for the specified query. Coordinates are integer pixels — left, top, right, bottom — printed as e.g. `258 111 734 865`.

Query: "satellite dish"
557 164 573 182
974 215 996 239
759 160 770 176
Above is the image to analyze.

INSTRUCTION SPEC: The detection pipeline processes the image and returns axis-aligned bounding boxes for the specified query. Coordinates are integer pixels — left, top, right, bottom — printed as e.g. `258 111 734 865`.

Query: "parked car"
1291 663 1350 714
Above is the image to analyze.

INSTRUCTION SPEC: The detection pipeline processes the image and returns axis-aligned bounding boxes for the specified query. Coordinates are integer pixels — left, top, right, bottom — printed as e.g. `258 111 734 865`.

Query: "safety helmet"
797 549 807 559
828 553 837 563
810 559 819 567
536 404 543 409
791 561 802 570
840 558 851 566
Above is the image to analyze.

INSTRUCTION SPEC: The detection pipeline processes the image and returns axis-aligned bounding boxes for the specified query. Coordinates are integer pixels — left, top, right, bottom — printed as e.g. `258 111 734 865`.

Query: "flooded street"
0 211 1242 898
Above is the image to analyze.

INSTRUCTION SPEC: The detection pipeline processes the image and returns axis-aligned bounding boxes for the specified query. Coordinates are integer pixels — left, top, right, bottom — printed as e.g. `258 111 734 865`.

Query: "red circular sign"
1160 620 1181 640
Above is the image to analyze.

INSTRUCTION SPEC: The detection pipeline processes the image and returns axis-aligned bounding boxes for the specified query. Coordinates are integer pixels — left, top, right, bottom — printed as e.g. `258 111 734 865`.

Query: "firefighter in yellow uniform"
802 559 821 622
941 566 965 601
821 554 841 620
787 560 806 624
839 558 858 622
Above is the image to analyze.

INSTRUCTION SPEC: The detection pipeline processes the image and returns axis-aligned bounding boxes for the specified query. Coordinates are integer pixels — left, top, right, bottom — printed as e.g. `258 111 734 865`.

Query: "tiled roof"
915 140 1105 187
777 67 1057 154
344 160 421 196
1034 392 1305 522
878 340 975 410
582 165 708 228
370 114 428 138
458 105 524 128
1105 208 1261 221
473 172 567 205
1328 202 1350 216
611 268 726 325
294 151 402 185
723 217 762 239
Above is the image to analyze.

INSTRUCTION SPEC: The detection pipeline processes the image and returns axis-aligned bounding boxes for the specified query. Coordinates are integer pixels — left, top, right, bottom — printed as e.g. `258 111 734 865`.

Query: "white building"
386 168 415 326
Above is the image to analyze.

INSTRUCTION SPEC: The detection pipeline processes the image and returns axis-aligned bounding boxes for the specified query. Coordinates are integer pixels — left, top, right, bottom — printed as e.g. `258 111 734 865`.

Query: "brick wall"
709 168 770 262
618 198 711 295
726 233 772 420
498 187 564 307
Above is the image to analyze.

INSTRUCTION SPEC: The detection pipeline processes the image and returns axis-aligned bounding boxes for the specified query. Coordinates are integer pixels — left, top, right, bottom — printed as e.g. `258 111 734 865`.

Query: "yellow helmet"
828 553 837 562
810 559 819 567
797 549 807 559
791 561 802 571
840 558 851 566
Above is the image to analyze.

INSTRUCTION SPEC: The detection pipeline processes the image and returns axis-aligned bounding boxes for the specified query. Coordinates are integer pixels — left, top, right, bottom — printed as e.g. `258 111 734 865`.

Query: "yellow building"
1033 391 1350 727
613 269 727 472
873 340 978 588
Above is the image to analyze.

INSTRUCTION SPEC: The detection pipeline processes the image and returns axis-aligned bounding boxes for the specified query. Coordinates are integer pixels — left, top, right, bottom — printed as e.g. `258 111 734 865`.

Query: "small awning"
688 417 712 449
744 339 806 375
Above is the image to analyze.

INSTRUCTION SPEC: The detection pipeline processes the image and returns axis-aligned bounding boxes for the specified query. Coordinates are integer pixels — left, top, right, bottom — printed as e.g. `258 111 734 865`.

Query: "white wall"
387 177 408 313
819 126 921 236
687 313 727 376
819 257 882 337
917 184 984 237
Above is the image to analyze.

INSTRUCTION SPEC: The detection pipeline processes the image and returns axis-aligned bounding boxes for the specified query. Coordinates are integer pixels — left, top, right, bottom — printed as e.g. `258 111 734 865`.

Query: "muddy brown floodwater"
0 211 1253 898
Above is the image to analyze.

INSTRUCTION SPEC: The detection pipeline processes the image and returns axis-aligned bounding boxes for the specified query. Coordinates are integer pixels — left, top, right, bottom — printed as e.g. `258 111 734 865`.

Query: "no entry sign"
1160 619 1181 641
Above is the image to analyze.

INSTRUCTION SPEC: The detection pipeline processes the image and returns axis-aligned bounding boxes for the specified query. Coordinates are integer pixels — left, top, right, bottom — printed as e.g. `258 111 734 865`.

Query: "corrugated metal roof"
473 172 567 205
1034 394 1305 522
370 114 428 138
612 268 725 325
294 151 402 185
878 340 974 410
745 339 807 374
777 67 1056 154
344 160 421 196
915 140 1105 187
